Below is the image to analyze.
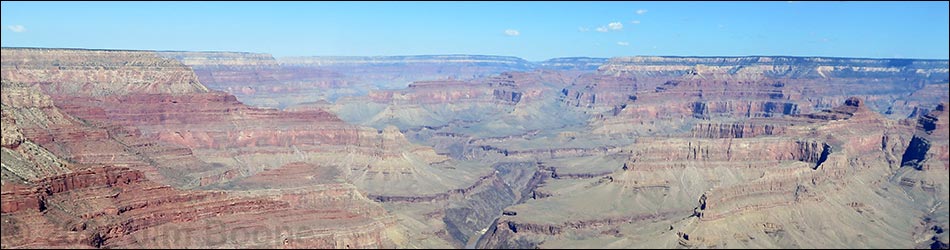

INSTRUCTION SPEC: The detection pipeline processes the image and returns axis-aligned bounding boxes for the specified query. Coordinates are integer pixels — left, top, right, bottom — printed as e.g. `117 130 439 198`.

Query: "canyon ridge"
1 47 948 249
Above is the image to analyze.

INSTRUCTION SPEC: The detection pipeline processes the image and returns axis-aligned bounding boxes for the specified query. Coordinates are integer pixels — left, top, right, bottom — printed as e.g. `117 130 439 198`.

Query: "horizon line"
2 46 948 62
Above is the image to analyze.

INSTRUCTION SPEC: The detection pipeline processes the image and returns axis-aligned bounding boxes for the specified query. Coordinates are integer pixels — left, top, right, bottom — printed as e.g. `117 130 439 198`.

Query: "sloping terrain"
2 48 948 249
1 48 404 248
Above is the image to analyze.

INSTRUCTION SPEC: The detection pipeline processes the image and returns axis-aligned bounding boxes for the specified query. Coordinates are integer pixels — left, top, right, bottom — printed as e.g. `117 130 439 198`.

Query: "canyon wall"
4 48 947 249
1 48 405 248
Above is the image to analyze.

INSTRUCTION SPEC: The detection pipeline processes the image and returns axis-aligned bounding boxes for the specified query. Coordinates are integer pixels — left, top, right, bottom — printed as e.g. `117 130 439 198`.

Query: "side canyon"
2 47 948 249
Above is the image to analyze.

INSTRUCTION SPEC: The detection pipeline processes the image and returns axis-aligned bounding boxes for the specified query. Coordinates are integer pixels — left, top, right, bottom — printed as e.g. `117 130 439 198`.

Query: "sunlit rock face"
3 47 948 249
1 48 209 96
1 48 405 249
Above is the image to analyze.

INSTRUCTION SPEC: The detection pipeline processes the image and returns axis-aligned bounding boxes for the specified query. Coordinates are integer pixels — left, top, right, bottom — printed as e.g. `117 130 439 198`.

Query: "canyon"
2 47 948 249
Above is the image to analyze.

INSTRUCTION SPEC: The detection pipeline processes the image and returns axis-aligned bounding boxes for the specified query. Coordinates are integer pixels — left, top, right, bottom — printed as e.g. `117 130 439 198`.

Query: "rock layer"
4 48 948 249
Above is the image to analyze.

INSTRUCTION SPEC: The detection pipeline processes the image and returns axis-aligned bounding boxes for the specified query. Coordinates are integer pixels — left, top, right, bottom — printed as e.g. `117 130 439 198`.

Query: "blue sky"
2 1 948 61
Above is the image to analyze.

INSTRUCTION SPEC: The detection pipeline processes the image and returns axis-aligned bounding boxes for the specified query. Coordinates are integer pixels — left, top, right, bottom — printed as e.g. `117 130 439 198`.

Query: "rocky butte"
2 47 948 249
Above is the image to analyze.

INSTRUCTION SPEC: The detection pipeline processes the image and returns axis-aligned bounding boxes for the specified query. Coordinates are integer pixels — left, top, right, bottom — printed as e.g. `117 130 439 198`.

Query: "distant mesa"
1 47 948 249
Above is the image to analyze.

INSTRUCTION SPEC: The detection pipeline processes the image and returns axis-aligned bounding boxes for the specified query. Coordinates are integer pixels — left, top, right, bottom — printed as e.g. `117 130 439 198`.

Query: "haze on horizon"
1 1 948 61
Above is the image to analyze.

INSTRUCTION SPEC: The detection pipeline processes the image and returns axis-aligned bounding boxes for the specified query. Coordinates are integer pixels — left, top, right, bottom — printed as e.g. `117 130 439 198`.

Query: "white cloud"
596 26 609 32
631 20 641 24
578 27 590 32
617 41 630 46
608 22 623 30
504 29 520 36
636 9 648 15
8 25 26 32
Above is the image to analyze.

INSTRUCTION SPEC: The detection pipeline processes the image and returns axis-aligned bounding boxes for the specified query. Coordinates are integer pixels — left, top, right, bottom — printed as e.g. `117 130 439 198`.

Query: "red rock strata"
1 48 400 248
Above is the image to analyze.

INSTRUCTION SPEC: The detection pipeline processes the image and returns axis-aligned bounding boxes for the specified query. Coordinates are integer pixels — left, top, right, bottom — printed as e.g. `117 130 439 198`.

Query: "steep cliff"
1 48 406 248
599 56 948 81
480 97 939 249
900 102 949 171
2 48 208 96
567 56 947 120
5 47 947 249
158 51 352 108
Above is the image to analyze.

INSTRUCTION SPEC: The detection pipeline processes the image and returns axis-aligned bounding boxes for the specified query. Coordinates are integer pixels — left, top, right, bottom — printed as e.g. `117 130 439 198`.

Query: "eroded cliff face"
156 53 564 109
599 56 949 80
332 71 584 134
898 102 949 171
1 164 399 248
300 55 948 249
454 59 946 249
478 98 939 249
570 56 948 120
157 51 284 95
3 48 542 249
4 48 948 249
158 51 354 109
1 48 209 96
1 48 407 248
892 102 950 249
2 81 77 184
